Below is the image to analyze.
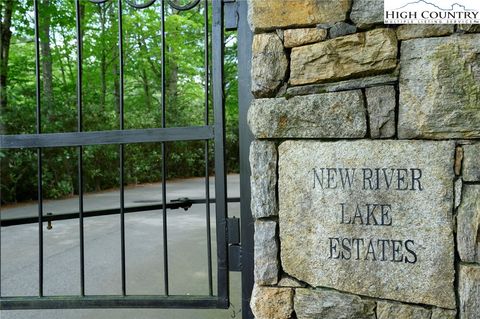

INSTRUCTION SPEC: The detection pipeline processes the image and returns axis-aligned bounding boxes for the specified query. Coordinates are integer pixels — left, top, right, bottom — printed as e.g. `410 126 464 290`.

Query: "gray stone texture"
458 24 480 33
278 140 456 308
294 288 376 319
328 22 357 39
366 85 396 138
350 0 384 28
455 178 463 209
250 284 294 319
248 91 367 139
284 27 327 48
457 185 480 263
398 34 480 139
251 33 288 98
285 72 398 97
376 302 431 319
254 220 279 285
431 308 457 319
463 143 480 181
290 29 398 86
248 0 351 32
249 141 277 219
396 25 454 41
459 264 480 319
278 275 306 288
276 29 284 42
316 23 335 30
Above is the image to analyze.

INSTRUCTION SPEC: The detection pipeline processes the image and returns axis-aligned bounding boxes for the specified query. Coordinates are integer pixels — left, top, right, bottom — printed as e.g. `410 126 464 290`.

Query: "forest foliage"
0 0 239 203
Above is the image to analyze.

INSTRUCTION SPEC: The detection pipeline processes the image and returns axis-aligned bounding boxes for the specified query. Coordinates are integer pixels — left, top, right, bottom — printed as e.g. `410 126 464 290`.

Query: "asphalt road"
0 175 242 319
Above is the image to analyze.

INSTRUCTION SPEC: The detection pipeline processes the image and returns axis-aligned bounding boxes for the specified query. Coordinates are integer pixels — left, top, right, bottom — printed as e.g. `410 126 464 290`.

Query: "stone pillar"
247 1 480 318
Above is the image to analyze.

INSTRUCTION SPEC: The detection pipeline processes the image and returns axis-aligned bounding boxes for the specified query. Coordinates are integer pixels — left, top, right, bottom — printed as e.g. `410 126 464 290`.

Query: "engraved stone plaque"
278 140 456 308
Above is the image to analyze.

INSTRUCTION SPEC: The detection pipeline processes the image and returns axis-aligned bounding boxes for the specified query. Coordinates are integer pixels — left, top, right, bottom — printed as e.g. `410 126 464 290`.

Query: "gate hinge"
223 0 238 31
227 217 242 271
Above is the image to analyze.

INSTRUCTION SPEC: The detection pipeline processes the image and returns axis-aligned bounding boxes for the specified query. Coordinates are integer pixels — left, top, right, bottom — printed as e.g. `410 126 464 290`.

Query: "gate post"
246 1 480 318
237 1 255 318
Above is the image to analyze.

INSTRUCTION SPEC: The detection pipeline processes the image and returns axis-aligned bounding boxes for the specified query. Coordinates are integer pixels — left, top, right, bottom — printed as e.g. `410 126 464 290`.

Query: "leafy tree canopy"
0 0 238 203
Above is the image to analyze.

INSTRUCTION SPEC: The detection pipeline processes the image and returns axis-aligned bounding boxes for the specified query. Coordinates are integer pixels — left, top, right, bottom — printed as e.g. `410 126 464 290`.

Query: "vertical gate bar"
33 0 44 297
0 186 2 297
0 201 1 297
75 0 85 296
203 0 213 297
160 0 169 296
212 0 229 307
117 0 126 296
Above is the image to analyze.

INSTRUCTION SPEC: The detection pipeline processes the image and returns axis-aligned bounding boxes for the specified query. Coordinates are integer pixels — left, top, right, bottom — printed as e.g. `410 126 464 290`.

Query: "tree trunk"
136 35 152 109
109 4 120 117
98 5 107 111
40 0 54 112
166 44 178 123
59 26 75 83
167 57 178 104
113 62 120 116
52 27 67 87
141 67 152 109
0 0 14 111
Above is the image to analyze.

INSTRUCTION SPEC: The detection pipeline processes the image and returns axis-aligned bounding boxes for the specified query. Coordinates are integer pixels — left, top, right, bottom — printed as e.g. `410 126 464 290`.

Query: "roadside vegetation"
0 0 238 203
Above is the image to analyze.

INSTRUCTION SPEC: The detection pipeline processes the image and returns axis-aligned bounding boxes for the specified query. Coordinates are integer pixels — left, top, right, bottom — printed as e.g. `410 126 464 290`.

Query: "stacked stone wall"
247 1 480 318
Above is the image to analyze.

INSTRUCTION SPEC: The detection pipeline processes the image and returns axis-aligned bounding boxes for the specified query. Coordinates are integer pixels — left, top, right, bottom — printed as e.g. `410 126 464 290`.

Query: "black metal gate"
0 0 254 314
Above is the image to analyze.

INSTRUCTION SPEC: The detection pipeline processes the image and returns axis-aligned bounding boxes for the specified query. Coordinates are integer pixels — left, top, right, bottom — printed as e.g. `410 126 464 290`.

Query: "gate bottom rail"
0 294 229 310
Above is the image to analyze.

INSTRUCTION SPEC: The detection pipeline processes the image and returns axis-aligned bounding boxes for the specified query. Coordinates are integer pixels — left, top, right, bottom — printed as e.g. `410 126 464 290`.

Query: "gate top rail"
1 295 223 310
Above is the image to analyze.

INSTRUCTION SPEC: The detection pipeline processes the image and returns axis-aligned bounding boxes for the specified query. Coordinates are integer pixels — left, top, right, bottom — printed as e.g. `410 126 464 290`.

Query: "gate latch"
227 217 242 271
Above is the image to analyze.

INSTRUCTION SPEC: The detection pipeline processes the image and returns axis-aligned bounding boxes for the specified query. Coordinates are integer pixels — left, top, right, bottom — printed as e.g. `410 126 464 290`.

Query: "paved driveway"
1 175 242 319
